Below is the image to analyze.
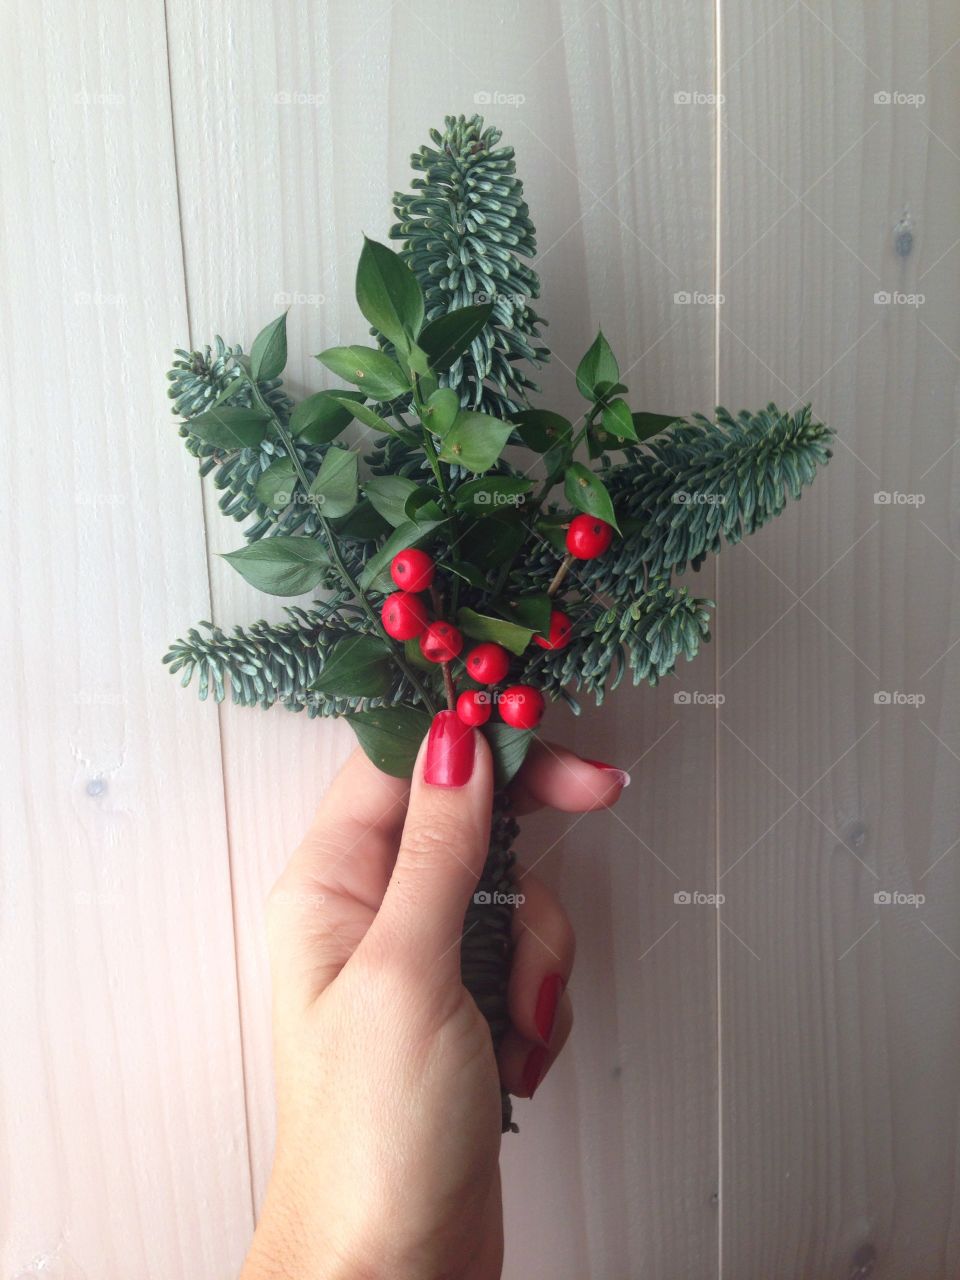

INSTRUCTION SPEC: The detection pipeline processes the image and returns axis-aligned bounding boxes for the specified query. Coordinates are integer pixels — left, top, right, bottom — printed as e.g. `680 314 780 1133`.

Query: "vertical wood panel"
718 0 960 1274
165 2 719 1276
0 1 252 1277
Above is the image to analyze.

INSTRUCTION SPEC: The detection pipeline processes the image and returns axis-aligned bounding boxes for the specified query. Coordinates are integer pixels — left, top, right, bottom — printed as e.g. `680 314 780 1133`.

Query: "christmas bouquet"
165 114 833 1131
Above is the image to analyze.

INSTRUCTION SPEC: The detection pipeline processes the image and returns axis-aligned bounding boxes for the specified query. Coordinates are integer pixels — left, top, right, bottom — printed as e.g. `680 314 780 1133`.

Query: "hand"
242 712 628 1280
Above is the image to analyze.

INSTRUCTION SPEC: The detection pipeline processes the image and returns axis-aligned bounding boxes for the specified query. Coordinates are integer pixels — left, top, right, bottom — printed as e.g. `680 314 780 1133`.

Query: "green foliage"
391 114 548 416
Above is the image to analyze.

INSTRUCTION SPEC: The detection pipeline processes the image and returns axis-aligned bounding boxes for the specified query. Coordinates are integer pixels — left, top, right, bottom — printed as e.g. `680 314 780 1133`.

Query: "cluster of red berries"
379 547 584 731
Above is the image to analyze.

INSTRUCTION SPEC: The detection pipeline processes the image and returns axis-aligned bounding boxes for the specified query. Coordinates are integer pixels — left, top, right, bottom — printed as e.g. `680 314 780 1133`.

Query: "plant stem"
245 375 438 716
413 375 464 614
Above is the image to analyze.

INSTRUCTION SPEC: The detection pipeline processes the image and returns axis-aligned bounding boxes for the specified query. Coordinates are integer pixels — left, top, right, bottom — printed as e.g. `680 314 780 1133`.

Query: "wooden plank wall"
3 1 957 1277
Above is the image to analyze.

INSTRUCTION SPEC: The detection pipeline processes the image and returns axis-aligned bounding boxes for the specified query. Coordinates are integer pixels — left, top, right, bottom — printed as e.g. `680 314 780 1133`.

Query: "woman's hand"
242 712 628 1280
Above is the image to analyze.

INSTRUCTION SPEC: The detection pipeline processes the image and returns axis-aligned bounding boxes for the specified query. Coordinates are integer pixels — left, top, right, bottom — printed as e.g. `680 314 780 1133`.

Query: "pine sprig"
168 338 329 543
513 404 833 601
523 585 714 708
162 597 428 715
391 114 549 416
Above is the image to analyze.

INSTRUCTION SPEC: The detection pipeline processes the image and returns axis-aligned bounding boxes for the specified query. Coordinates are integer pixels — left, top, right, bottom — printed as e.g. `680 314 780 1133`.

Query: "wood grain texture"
717 0 960 1275
164 2 718 1276
0 1 252 1276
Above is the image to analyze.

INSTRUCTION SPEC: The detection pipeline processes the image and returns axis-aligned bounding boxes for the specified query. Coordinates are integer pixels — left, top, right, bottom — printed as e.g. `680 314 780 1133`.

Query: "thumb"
367 711 494 976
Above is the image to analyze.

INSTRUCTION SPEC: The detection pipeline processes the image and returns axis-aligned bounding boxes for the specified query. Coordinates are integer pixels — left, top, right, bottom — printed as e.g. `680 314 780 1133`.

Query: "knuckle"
397 819 465 875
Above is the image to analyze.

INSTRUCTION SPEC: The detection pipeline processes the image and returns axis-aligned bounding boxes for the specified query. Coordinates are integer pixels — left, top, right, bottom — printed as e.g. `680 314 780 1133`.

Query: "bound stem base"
460 797 520 1133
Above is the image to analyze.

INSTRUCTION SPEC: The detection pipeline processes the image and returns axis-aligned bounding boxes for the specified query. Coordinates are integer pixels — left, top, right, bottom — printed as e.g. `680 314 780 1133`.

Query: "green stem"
413 375 463 615
245 375 439 716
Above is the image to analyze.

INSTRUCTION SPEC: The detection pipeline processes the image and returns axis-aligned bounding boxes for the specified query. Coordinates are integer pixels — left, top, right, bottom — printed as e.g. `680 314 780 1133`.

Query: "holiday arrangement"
165 114 833 1131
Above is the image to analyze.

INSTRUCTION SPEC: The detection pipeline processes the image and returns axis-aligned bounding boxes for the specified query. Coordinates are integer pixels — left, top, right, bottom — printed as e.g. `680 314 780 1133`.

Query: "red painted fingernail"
534 973 564 1044
582 758 631 788
522 1045 548 1098
424 711 476 788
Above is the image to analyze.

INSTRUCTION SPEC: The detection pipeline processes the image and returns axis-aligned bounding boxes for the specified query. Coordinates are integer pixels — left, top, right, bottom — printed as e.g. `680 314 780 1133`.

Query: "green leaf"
311 635 393 698
189 406 270 450
457 607 534 655
576 330 619 400
348 705 432 777
564 462 620 531
455 476 532 513
404 636 437 672
462 512 526 562
404 487 445 523
632 411 683 440
494 594 552 636
308 447 358 518
513 409 573 453
600 399 638 441
438 411 513 472
365 475 419 527
210 375 246 408
422 387 460 436
356 237 424 350
290 390 364 443
330 396 398 437
222 537 328 596
535 513 568 552
359 520 444 591
316 346 410 399
440 560 488 588
250 314 288 382
481 723 534 788
418 303 494 373
330 500 391 541
254 456 298 509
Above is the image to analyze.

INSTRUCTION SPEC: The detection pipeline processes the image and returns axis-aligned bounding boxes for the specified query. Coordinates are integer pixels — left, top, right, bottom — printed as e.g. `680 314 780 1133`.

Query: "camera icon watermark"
674 90 725 106
673 690 726 706
473 90 526 108
874 690 925 707
874 90 925 108
473 889 526 906
674 890 725 906
674 290 724 305
873 490 925 506
673 490 727 506
874 290 924 307
874 890 925 907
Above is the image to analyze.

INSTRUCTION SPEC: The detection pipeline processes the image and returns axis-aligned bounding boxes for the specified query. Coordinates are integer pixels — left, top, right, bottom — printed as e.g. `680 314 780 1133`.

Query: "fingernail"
583 758 631 788
534 973 564 1044
424 711 476 788
522 1045 548 1098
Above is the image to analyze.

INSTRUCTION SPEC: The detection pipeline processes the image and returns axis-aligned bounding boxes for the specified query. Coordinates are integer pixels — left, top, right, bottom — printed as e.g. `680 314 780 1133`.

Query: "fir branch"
391 114 549 417
163 599 430 715
522 585 714 707
512 403 833 601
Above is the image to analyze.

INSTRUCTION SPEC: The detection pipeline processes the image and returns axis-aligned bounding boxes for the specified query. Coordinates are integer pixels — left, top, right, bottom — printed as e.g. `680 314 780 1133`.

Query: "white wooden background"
3 1 959 1276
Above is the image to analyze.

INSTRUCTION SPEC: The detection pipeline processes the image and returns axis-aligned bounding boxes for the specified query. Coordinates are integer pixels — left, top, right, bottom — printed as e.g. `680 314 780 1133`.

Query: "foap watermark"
74 290 124 307
74 89 124 106
674 890 725 906
475 289 527 308
874 890 925 908
874 690 925 707
874 290 924 307
474 889 526 907
467 489 526 509
674 690 725 706
271 889 327 909
674 290 724 306
874 490 925 506
673 490 727 506
674 90 724 106
274 290 326 307
274 90 327 107
474 90 526 108
874 90 925 108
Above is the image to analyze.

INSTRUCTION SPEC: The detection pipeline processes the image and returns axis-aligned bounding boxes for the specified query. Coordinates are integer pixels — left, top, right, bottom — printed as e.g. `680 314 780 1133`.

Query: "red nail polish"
522 1045 548 1098
424 711 476 787
582 758 631 788
534 973 564 1043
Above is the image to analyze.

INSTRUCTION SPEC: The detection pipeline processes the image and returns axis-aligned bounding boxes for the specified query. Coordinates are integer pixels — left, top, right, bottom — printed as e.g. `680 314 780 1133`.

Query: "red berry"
391 548 435 592
499 684 545 730
465 642 511 685
381 591 429 641
457 689 492 726
534 610 573 651
420 621 464 663
566 514 615 559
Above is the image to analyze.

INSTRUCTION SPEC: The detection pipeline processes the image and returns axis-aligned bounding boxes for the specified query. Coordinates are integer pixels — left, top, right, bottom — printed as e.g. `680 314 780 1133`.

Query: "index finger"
508 739 630 815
